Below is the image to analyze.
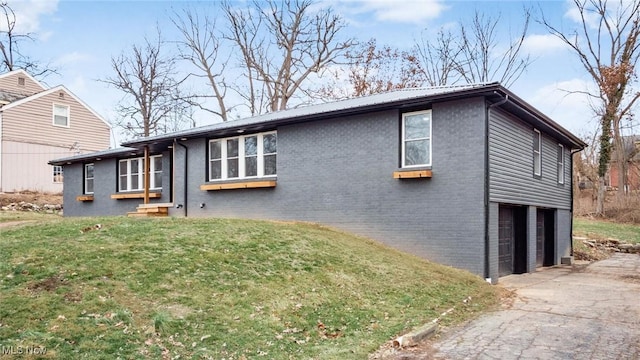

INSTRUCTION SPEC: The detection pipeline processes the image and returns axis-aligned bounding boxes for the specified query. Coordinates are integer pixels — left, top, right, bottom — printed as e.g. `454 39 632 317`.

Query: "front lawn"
0 217 498 359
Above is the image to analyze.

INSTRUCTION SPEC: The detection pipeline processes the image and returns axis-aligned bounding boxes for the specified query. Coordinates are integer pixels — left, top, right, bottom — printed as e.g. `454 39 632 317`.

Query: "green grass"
0 211 58 223
0 217 498 359
574 217 640 244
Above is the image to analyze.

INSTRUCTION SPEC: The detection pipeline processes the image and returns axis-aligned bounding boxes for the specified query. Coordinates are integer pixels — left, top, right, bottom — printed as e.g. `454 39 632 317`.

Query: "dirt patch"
0 220 36 228
28 275 66 292
370 341 436 360
573 247 612 262
64 291 83 303
0 191 62 207
619 274 640 284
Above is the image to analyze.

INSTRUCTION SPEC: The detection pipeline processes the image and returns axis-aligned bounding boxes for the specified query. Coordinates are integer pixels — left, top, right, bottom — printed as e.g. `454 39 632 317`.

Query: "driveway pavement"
432 253 640 360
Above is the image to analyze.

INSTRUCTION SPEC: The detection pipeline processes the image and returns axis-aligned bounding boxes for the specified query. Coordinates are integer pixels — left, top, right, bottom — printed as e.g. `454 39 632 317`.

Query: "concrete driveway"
432 253 640 360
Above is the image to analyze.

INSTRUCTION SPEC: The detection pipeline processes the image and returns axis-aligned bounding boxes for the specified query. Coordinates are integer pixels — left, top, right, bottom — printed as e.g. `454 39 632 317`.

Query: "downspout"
485 92 509 282
175 139 188 217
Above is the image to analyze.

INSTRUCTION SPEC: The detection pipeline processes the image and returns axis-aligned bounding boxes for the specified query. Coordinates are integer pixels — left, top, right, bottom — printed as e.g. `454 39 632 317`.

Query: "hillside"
0 217 499 359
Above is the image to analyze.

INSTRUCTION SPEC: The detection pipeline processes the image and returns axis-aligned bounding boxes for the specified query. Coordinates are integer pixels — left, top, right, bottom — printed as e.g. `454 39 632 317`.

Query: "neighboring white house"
0 69 111 193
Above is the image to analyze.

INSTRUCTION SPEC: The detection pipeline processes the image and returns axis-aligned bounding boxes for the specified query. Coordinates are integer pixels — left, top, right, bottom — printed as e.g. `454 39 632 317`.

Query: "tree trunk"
613 120 627 198
595 176 606 216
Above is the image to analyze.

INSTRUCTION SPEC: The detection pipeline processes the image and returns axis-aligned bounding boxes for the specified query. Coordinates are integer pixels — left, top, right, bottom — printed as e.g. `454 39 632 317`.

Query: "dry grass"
574 189 640 224
0 191 62 207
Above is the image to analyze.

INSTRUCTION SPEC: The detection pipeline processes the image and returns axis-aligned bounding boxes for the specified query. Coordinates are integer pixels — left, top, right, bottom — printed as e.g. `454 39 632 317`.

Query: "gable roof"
0 69 46 90
0 69 48 103
1 84 111 129
122 82 586 150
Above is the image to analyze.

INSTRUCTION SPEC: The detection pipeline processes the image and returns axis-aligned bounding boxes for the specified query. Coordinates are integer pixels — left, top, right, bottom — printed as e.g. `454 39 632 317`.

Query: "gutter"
175 139 188 217
485 92 509 283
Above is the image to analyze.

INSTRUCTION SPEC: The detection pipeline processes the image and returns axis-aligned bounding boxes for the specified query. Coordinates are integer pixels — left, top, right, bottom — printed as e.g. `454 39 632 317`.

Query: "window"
53 104 70 127
208 132 277 181
18 77 25 86
402 110 432 168
85 163 94 194
557 144 565 184
53 165 63 183
153 156 163 189
533 129 541 177
118 155 162 192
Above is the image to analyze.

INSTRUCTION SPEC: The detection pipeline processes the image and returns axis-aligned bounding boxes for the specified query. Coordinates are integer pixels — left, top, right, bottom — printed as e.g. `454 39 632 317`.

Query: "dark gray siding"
186 97 488 275
489 108 571 209
63 153 171 216
487 202 499 283
557 209 572 262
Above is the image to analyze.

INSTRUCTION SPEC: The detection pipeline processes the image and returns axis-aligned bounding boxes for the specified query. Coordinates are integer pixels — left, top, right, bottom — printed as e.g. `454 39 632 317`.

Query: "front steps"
127 203 172 217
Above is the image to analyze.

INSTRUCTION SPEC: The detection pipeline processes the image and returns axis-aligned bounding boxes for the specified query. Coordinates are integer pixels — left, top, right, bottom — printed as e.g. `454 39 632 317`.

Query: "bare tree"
328 8 532 99
413 28 465 86
324 38 424 98
0 2 54 77
542 0 640 215
102 30 190 138
173 9 230 122
458 9 532 87
413 9 532 88
223 0 355 114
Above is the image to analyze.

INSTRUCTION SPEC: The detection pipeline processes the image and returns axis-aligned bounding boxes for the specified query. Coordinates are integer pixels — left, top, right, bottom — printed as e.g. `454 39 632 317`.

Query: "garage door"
499 206 514 276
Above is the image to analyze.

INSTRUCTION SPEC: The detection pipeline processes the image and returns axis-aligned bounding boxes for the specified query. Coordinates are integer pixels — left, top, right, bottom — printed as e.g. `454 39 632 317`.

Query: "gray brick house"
50 83 586 283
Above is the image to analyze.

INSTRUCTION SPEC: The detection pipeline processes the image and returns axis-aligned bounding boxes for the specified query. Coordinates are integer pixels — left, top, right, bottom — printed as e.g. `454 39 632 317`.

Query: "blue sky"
8 0 602 144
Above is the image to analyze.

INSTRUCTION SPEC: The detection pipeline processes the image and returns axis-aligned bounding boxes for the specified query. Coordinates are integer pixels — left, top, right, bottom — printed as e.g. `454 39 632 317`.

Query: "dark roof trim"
48 147 144 166
493 88 587 149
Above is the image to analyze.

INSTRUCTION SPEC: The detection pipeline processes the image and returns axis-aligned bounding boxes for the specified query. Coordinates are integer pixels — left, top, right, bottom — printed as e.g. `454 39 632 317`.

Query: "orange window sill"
393 170 432 179
76 195 94 202
200 180 277 191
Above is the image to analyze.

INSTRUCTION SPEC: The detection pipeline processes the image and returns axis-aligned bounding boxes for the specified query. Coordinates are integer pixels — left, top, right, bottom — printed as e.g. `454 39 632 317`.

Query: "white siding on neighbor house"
489 108 571 209
1 90 110 151
0 72 45 97
1 141 76 193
